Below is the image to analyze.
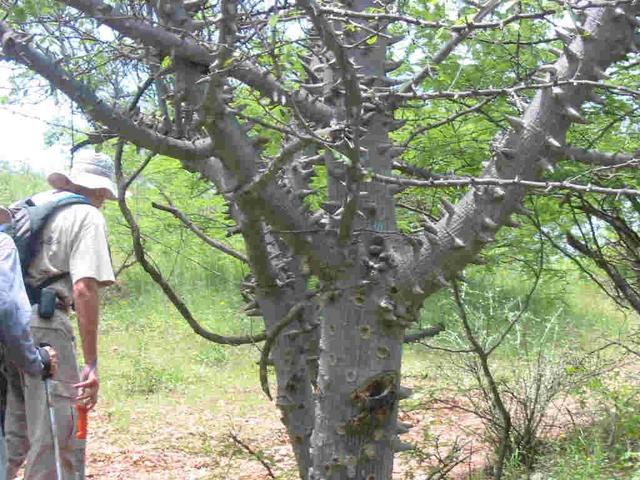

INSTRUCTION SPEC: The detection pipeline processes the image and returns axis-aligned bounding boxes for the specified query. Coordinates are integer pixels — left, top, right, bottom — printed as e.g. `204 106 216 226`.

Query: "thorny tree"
1 0 639 478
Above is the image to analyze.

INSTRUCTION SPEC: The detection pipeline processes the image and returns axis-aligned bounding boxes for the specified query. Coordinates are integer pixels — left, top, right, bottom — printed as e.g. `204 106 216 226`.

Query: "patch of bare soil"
27 379 601 480
83 403 294 479
81 394 490 480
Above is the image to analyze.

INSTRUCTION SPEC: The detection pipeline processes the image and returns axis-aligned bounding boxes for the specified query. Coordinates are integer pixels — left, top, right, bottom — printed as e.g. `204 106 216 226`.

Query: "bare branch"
58 0 210 63
259 301 306 400
321 6 555 31
404 323 446 343
563 145 639 166
229 64 334 125
228 431 277 479
567 232 640 312
402 98 493 147
452 280 512 479
390 79 640 103
487 227 544 356
124 152 156 192
72 75 156 153
152 201 249 264
368 172 640 196
57 0 334 126
297 0 362 115
400 0 502 93
246 136 316 193
392 162 451 181
537 222 629 310
296 0 364 244
114 141 265 345
217 0 238 68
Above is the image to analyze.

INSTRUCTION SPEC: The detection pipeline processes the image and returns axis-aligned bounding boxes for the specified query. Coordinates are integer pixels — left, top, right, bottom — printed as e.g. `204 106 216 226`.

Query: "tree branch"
114 141 265 345
57 0 334 126
59 0 210 63
402 3 639 299
0 21 212 160
567 232 640 313
563 145 639 166
389 79 640 102
228 431 277 479
400 0 502 93
297 0 364 244
403 323 446 343
402 98 494 147
259 301 306 400
452 280 512 479
123 152 156 192
369 172 640 196
152 202 249 264
537 222 628 310
321 6 555 31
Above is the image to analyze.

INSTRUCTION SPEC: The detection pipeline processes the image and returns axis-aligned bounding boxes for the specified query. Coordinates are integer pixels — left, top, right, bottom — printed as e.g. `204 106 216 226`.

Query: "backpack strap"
23 193 92 305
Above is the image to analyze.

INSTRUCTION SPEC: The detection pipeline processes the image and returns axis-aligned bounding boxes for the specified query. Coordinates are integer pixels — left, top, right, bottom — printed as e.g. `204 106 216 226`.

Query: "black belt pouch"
38 287 57 319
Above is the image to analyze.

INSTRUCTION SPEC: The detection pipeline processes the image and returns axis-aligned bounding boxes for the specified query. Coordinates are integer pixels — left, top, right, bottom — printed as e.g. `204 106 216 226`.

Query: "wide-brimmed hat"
47 151 117 200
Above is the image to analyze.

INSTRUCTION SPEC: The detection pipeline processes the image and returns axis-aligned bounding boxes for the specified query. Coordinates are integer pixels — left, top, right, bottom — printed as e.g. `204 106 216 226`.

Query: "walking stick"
43 378 63 480
75 404 88 480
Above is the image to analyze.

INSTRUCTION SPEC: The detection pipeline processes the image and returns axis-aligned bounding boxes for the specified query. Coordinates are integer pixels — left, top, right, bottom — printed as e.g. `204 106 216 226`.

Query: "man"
0 226 58 480
5 151 116 480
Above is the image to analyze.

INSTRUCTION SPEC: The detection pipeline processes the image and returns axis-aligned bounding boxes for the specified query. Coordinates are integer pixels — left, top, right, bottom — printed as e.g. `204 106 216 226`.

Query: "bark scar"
347 370 398 430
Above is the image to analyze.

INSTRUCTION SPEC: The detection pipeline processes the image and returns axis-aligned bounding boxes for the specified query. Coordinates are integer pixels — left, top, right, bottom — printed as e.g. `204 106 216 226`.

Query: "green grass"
98 283 262 401
503 415 640 480
4 167 640 478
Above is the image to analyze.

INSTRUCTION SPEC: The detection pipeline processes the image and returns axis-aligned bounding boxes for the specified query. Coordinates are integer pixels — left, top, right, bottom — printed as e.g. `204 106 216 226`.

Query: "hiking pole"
39 344 63 480
75 404 88 480
43 378 63 480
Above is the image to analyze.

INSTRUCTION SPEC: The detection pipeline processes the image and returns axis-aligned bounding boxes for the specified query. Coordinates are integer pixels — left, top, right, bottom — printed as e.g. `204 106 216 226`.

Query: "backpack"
0 193 91 304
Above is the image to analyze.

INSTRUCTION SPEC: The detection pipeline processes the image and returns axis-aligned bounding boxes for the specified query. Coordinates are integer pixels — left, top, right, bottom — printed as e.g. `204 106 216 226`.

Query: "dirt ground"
15 382 593 480
81 394 492 479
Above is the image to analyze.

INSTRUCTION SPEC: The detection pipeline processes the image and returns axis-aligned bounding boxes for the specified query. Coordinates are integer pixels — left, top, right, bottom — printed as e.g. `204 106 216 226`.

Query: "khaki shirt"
26 190 115 301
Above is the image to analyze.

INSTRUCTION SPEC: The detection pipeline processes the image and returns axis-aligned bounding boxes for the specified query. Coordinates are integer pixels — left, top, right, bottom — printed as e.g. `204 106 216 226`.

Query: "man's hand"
74 363 99 410
37 344 59 380
41 346 58 377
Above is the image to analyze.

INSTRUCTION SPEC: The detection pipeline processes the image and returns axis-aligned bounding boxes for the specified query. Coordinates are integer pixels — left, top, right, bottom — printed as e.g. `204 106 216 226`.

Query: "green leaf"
366 35 378 45
160 56 172 70
12 6 27 22
268 14 279 28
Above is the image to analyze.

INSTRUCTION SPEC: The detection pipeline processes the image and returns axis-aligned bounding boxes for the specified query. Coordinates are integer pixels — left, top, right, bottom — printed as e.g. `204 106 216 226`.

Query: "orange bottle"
75 404 88 479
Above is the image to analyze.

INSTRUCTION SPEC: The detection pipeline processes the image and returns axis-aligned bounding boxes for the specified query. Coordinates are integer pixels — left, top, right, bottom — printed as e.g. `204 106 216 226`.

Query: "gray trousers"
5 309 79 480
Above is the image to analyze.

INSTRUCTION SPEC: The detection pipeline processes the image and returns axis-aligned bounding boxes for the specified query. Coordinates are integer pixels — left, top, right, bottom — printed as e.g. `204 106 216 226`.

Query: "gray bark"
2 2 639 479
258 279 318 478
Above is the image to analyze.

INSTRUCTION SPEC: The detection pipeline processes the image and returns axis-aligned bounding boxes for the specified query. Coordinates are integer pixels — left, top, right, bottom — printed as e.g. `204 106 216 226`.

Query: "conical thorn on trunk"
564 106 587 124
505 115 525 132
398 385 413 400
440 198 456 218
481 217 498 230
392 437 414 452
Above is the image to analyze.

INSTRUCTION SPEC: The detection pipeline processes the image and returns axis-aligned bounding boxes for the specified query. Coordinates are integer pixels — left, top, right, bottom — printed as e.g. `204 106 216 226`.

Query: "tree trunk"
260 289 318 478
309 263 409 479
